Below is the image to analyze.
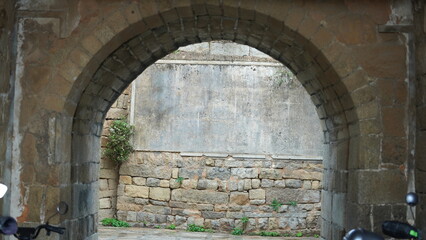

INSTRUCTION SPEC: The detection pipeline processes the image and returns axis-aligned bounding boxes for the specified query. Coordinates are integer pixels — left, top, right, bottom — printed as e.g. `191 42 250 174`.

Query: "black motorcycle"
344 192 422 240
0 201 68 240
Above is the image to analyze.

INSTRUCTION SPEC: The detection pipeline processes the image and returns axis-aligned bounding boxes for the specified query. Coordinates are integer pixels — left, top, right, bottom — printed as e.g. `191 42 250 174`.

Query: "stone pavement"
98 227 318 240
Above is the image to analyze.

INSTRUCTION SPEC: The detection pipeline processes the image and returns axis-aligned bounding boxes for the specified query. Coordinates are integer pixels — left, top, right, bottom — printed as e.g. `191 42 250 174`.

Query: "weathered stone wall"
99 87 131 220
116 151 322 234
99 41 324 234
2 1 416 239
0 0 15 216
414 2 426 234
132 41 324 157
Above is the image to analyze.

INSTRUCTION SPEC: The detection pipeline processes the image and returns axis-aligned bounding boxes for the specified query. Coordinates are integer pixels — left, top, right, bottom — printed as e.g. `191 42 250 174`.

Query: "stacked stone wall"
115 151 322 234
99 87 131 220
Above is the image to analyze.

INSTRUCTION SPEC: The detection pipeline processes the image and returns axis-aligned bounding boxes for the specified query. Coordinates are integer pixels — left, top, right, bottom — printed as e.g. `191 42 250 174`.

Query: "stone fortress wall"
99 41 325 234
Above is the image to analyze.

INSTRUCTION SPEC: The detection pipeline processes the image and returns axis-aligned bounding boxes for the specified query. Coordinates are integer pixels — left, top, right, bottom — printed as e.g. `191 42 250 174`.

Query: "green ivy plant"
270 199 283 212
101 218 130 227
104 119 134 165
166 224 176 230
187 224 213 232
231 227 244 235
175 177 184 184
259 231 280 237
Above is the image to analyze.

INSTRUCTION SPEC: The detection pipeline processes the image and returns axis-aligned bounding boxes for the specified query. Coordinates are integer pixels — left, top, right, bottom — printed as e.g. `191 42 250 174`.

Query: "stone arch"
67 4 356 239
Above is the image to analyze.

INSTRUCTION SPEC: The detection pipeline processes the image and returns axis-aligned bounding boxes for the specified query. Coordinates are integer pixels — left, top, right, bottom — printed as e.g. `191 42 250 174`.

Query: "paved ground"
98 227 318 240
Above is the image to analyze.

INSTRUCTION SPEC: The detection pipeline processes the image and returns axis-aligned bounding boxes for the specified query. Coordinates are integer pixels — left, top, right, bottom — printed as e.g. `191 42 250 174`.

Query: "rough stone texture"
171 189 229 204
149 187 171 201
112 151 323 233
125 185 149 198
3 1 416 239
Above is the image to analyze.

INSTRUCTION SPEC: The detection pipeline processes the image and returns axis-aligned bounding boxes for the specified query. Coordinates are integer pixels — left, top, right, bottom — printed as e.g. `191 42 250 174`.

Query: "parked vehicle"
0 183 67 239
344 192 422 240
12 201 68 240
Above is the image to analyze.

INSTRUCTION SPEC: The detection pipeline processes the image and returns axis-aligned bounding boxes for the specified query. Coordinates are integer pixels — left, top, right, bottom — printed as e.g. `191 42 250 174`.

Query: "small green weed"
270 199 283 212
259 231 280 237
166 224 176 230
154 225 161 229
241 217 249 223
176 177 184 184
282 233 291 237
314 234 320 238
187 224 206 232
295 232 303 237
231 227 244 235
101 218 130 227
287 201 298 206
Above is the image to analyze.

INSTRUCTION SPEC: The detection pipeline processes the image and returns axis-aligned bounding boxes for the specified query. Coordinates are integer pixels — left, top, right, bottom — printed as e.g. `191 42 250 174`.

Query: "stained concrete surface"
98 227 318 240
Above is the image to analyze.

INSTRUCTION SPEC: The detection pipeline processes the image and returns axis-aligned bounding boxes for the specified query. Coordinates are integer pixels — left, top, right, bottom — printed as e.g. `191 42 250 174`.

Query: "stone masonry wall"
99 87 131 220
116 151 322 234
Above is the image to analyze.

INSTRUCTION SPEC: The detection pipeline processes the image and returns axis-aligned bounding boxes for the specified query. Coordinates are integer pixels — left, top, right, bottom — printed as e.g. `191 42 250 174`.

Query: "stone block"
172 189 228 204
230 192 249 205
100 169 117 179
252 179 261 188
170 179 181 189
149 187 171 201
99 179 109 191
219 218 235 231
215 204 228 211
243 179 252 190
231 168 258 178
146 178 160 187
197 204 214 211
125 185 149 198
282 168 322 181
226 211 244 219
175 215 187 226
99 190 115 198
182 179 197 189
205 158 215 166
160 180 170 188
120 165 172 179
149 200 168 206
229 180 238 191
356 170 406 204
266 188 320 204
260 169 283 179
133 177 146 185
285 179 303 188
249 189 265 200
303 181 312 189
224 160 243 167
119 176 132 185
261 179 274 188
180 168 203 178
207 167 231 180
312 181 320 189
143 205 171 215
197 179 218 190
274 180 286 188
202 211 226 219
172 168 179 178
99 198 111 209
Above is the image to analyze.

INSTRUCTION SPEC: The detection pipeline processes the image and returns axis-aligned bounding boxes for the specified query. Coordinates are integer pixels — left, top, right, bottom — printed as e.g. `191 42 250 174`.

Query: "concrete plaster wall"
132 41 324 156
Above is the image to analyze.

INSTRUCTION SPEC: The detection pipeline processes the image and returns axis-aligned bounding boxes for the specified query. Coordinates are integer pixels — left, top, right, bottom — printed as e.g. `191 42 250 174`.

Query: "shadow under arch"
68 6 357 240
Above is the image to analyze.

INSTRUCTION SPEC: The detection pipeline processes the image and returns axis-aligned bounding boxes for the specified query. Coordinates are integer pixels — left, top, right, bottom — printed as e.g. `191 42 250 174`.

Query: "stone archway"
70 6 354 240
6 1 410 240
